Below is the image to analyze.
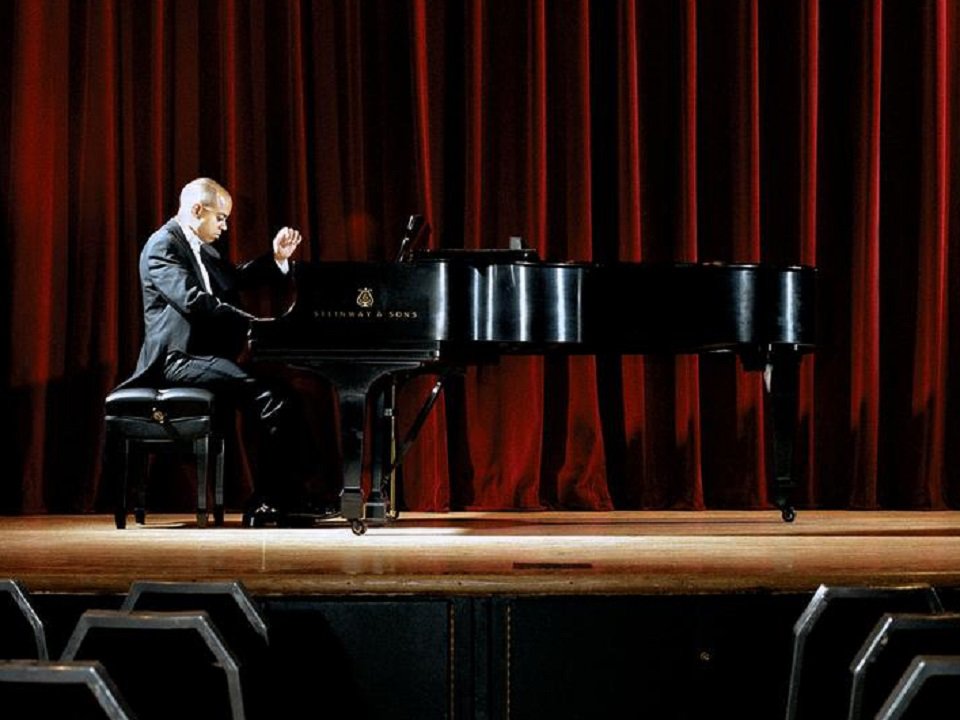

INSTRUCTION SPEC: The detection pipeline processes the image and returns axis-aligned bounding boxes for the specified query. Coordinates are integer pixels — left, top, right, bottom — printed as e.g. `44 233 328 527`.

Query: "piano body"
249 249 817 534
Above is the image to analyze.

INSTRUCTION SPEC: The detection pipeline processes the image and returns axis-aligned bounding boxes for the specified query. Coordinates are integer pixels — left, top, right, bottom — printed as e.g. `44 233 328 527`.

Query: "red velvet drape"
2 0 959 514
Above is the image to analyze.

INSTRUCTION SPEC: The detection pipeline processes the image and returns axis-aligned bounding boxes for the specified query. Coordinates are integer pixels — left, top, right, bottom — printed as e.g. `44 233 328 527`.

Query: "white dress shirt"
176 220 214 295
177 218 289 295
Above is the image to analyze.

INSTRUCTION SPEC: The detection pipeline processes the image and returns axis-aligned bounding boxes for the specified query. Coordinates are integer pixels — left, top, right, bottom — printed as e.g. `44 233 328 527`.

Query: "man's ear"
192 203 204 219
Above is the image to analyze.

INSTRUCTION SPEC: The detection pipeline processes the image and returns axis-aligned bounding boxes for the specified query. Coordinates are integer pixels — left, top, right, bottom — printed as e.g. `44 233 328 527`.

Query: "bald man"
119 177 305 527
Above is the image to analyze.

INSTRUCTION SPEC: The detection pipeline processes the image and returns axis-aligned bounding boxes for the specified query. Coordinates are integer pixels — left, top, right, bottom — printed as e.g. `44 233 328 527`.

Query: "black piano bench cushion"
105 387 215 440
105 386 224 529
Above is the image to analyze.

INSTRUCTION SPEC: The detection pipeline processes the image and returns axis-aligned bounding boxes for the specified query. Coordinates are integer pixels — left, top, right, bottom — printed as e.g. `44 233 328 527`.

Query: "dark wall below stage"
26 590 819 719
20 586 960 719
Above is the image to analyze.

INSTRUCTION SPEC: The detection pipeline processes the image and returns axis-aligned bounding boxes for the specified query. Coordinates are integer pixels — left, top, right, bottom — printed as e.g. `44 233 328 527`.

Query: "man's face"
192 193 232 243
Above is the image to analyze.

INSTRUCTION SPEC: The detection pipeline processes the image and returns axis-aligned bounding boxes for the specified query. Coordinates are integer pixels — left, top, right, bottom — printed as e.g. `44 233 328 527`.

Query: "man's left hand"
273 227 302 262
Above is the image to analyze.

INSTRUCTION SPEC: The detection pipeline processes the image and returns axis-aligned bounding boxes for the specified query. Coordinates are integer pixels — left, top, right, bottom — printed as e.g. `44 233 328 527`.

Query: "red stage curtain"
2 0 959 514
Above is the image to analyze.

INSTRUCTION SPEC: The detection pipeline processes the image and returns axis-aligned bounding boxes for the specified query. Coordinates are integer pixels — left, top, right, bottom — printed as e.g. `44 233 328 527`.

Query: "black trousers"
163 351 304 509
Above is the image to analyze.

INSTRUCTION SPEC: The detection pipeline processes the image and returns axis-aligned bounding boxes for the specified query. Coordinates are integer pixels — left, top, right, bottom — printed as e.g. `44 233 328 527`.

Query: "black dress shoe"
276 504 341 528
304 501 342 519
242 502 280 528
276 513 314 528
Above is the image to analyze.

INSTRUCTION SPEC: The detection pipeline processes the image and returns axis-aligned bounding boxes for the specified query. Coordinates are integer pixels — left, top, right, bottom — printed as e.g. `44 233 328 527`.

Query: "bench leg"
195 436 209 528
132 444 147 525
111 433 128 530
213 437 225 527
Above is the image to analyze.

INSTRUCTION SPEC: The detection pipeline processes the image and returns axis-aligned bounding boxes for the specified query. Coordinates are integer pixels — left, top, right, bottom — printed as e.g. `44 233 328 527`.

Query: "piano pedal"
348 499 400 535
364 501 388 522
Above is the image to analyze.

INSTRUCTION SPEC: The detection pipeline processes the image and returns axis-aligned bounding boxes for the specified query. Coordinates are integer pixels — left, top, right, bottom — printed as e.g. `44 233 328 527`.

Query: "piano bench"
104 387 225 529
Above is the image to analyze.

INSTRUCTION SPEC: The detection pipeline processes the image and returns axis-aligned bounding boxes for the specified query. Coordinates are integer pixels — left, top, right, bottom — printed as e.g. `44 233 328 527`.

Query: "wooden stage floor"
1 510 959 597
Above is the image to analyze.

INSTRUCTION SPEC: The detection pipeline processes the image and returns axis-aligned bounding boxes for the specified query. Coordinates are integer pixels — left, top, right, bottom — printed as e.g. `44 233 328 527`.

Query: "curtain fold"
2 0 959 514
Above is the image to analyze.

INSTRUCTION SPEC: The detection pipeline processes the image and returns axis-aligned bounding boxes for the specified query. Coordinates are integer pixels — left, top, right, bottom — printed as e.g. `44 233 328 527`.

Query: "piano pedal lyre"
355 373 450 535
350 379 400 535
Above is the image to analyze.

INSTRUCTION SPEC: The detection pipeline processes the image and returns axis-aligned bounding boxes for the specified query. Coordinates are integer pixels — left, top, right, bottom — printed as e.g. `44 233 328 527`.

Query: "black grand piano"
249 242 816 534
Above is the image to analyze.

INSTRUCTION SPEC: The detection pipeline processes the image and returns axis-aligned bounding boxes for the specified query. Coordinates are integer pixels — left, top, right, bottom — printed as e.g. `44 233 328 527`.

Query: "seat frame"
876 654 960 719
0 579 49 660
61 609 245 720
0 659 135 719
785 583 944 719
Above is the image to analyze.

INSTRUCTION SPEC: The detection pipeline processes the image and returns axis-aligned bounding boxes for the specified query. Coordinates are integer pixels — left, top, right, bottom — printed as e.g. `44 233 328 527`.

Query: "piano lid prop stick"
396 214 426 262
384 373 451 478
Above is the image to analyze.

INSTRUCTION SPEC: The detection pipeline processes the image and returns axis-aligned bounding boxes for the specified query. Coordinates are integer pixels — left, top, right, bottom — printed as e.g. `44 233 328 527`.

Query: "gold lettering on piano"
313 309 419 320
309 287 420 320
316 310 374 318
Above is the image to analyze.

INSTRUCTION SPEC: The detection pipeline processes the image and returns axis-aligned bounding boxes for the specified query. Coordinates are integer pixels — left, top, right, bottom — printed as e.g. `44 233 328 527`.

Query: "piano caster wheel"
351 519 367 536
780 506 796 523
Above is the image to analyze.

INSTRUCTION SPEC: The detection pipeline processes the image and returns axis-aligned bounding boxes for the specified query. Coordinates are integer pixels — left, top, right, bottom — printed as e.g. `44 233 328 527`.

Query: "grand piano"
249 241 817 534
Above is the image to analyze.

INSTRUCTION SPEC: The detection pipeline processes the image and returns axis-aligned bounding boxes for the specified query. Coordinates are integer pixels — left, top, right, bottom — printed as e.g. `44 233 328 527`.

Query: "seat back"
61 609 244 720
0 659 135 719
785 584 943 719
0 579 48 660
120 580 269 718
122 580 268 661
848 612 960 720
876 654 960 719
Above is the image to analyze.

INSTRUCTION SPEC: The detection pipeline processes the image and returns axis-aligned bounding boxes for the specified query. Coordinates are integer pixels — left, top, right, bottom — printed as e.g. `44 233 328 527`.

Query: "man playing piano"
118 177 306 527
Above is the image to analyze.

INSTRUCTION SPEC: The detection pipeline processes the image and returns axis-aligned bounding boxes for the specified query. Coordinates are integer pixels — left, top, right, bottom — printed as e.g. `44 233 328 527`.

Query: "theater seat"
876 654 960 719
121 580 270 718
105 387 224 528
0 579 49 660
0 659 135 719
60 609 244 720
785 584 944 719
848 612 960 719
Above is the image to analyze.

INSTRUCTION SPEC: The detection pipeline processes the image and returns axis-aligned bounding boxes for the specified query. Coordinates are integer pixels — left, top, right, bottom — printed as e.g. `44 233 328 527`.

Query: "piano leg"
743 345 803 521
365 383 395 524
763 349 802 523
314 362 426 535
336 387 368 532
